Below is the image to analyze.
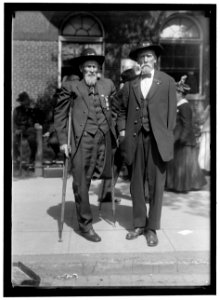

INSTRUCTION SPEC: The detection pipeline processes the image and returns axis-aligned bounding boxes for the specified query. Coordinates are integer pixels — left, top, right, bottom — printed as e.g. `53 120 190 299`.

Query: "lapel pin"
153 79 162 85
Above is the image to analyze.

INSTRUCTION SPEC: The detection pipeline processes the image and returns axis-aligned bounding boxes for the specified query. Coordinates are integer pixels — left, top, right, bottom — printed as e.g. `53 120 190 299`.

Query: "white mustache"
141 64 151 69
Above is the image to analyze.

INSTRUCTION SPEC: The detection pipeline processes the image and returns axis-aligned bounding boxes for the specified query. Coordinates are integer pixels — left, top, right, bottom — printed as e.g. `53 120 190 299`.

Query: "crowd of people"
13 42 210 245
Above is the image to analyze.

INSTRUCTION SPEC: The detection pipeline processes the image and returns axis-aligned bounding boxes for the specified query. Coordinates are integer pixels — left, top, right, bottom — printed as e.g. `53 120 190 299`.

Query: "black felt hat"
16 92 31 103
129 41 163 61
73 48 105 68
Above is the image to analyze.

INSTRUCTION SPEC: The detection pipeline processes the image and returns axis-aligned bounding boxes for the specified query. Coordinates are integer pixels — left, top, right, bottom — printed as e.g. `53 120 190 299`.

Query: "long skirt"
198 131 210 172
166 144 207 192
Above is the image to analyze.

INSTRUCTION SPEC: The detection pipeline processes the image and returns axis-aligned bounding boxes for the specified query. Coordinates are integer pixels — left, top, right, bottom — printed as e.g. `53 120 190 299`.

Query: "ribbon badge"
100 95 110 110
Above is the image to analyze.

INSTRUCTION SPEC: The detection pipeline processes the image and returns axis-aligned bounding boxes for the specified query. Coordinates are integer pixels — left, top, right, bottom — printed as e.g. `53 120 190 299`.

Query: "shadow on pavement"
47 201 133 233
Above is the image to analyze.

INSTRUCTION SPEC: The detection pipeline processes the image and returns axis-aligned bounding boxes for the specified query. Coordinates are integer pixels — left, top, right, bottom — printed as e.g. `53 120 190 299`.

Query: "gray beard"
84 74 97 86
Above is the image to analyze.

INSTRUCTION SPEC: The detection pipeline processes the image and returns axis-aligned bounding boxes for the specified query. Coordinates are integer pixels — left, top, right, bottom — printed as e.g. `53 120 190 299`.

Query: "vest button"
136 107 139 110
133 133 137 137
134 120 138 124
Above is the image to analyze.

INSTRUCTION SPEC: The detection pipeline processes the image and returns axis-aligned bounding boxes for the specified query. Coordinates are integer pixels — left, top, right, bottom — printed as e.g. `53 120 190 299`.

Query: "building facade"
10 6 214 112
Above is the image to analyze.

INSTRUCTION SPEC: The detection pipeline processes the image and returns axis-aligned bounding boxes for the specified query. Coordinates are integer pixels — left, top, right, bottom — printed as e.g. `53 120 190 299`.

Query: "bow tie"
141 73 152 79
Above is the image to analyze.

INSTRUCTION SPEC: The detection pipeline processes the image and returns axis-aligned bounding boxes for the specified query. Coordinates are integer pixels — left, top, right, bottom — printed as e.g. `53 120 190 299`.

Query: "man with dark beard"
116 41 177 246
54 48 117 242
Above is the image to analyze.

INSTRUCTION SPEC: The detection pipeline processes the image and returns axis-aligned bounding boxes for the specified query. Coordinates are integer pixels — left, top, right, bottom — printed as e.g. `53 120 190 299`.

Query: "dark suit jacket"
174 101 196 146
54 78 117 160
117 70 177 164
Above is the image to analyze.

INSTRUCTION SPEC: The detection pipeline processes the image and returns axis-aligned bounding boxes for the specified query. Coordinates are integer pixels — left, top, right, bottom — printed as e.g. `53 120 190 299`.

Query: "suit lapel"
76 80 90 108
147 71 162 101
131 77 142 106
96 80 105 98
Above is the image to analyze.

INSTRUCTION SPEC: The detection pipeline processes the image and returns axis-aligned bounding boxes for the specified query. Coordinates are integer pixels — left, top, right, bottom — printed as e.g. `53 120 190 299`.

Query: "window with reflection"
160 16 202 95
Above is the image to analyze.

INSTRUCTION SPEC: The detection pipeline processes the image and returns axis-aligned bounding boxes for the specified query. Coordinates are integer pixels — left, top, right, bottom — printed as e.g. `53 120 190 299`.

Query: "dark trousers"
71 129 106 232
130 129 167 230
98 146 126 201
13 127 37 163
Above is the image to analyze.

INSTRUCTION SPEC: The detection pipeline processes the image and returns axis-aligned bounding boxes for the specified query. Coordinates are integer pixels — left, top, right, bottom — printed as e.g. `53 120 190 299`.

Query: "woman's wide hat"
129 41 164 61
73 48 105 68
176 75 191 94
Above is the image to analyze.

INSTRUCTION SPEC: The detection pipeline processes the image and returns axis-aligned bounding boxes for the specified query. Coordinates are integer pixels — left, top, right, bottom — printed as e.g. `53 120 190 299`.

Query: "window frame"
159 14 204 99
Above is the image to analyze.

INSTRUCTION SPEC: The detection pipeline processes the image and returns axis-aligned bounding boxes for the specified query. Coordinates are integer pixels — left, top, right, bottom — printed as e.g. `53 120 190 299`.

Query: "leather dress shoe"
126 228 144 240
145 229 158 247
80 228 101 242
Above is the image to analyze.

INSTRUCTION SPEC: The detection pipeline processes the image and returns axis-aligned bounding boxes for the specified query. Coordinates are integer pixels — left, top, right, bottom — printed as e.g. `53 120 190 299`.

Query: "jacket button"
134 120 138 124
136 107 139 110
133 133 137 137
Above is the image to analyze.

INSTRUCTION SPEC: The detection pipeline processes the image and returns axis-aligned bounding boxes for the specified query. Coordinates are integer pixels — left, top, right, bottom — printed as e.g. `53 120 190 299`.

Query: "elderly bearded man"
116 41 177 246
54 48 117 242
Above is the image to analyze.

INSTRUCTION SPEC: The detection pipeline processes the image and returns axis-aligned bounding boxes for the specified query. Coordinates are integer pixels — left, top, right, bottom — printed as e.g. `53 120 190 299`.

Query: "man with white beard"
54 48 117 242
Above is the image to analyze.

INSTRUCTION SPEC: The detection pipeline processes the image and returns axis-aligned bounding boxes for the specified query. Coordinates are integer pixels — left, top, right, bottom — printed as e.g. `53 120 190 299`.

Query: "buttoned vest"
85 86 108 135
140 93 150 132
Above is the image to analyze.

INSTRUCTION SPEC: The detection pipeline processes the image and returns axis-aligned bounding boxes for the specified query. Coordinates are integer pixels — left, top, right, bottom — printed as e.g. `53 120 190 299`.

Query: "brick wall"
12 40 58 107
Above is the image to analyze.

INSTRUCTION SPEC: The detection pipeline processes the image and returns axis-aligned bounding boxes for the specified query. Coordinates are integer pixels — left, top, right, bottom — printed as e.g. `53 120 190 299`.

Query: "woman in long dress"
166 75 207 192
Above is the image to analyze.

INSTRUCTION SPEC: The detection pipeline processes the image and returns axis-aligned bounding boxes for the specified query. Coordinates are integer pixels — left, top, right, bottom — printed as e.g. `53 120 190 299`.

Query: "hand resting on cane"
60 144 71 158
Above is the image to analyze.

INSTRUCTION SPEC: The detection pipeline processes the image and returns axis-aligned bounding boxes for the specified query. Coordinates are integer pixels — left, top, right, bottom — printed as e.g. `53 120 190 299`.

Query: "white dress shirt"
140 69 154 98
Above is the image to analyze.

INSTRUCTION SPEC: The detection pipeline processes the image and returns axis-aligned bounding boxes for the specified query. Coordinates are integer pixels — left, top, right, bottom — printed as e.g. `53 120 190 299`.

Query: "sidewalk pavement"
11 175 211 288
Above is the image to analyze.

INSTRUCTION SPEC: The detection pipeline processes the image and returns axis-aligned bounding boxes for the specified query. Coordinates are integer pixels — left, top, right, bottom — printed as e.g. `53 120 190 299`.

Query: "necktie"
89 86 95 96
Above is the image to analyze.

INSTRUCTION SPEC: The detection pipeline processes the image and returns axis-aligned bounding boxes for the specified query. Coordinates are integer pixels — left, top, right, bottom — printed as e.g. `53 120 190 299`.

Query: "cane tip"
58 238 63 242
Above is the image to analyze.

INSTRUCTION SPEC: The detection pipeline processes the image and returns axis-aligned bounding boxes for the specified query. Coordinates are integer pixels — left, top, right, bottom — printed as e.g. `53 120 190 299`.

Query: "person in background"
13 92 38 166
116 41 177 246
166 75 207 192
42 109 61 161
54 48 117 242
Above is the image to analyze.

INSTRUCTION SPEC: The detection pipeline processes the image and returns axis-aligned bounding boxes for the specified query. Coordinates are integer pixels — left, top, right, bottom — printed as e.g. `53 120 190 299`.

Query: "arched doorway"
58 13 105 86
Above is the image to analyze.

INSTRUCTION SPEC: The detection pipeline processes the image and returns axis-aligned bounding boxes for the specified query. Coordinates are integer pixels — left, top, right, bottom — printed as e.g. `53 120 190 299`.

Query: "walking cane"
58 105 72 242
98 180 105 218
111 162 116 227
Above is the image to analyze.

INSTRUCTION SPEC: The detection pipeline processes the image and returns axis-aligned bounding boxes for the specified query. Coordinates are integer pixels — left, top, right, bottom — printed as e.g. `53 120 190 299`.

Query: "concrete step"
12 251 210 287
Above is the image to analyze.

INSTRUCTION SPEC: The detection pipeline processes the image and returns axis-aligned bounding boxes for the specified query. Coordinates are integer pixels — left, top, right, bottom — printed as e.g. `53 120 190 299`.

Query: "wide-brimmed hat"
73 48 105 69
129 41 163 61
16 92 31 103
176 75 191 94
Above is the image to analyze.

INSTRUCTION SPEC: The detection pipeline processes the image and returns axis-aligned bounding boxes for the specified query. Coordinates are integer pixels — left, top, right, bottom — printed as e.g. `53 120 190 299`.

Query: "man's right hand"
60 144 71 158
